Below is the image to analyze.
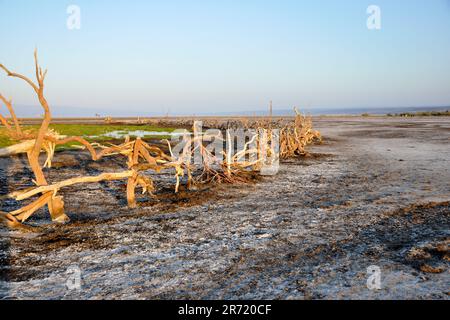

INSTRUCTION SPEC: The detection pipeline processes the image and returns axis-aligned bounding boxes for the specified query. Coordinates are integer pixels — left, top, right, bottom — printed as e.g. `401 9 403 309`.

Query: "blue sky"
0 0 449 116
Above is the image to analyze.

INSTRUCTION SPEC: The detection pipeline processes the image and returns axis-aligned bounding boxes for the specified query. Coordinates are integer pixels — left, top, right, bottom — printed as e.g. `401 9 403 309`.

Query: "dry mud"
0 117 449 300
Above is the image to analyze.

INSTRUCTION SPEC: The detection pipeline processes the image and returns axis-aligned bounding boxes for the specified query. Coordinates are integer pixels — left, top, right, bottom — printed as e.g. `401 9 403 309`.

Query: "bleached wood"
10 170 135 201
0 140 35 157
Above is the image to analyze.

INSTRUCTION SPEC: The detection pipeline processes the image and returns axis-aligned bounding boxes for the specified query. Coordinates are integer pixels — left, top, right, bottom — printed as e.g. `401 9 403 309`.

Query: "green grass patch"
0 124 177 149
48 124 175 136
0 130 15 148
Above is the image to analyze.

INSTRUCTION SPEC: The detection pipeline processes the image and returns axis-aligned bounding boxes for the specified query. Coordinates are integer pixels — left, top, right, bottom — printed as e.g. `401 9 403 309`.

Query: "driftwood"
0 51 169 227
0 50 70 222
10 171 135 201
0 140 36 157
0 51 321 230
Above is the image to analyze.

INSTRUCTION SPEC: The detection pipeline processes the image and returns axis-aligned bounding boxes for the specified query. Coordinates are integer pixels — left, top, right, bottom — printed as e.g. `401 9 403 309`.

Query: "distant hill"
10 104 449 118
214 106 450 116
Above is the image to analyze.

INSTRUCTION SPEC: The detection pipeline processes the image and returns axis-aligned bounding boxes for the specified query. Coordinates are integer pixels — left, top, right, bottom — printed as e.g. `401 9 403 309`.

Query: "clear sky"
0 0 449 116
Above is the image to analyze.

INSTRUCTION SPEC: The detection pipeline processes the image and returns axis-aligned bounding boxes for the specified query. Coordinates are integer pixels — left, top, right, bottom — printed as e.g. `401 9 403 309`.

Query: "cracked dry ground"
0 117 449 299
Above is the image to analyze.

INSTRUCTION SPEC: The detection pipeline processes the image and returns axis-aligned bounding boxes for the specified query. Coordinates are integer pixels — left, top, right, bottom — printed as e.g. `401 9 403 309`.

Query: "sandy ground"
0 117 449 300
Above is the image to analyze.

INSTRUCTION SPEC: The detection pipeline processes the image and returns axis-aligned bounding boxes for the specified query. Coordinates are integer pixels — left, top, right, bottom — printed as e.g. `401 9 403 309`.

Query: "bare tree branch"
0 93 22 135
0 63 39 94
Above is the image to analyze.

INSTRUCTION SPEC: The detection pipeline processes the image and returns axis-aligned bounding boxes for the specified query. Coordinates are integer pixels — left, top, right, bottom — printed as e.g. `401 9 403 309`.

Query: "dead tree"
0 52 322 230
0 50 69 223
0 51 163 226
279 108 321 158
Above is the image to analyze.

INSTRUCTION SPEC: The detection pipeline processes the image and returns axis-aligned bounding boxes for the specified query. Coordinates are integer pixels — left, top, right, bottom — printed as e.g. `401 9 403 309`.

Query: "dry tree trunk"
9 171 135 201
0 140 36 157
126 138 142 208
9 192 53 222
0 50 69 223
1 170 135 228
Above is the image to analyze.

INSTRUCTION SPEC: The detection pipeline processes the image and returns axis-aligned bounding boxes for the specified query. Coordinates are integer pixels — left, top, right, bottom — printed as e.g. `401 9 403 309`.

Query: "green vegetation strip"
0 124 176 148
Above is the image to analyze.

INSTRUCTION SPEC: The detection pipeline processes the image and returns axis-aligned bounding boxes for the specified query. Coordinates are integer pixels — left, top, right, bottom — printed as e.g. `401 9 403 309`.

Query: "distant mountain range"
9 104 450 118
210 106 450 116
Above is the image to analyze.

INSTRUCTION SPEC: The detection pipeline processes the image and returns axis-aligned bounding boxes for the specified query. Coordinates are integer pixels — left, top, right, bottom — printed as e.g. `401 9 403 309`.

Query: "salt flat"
1 117 449 299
